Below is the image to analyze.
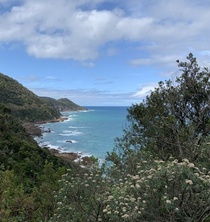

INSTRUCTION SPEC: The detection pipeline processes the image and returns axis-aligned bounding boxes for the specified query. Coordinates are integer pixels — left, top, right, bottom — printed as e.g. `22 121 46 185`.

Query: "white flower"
136 184 140 189
188 163 195 168
185 179 193 185
130 197 136 202
107 196 114 200
103 209 107 213
122 214 129 218
166 200 171 204
172 159 178 164
182 158 189 163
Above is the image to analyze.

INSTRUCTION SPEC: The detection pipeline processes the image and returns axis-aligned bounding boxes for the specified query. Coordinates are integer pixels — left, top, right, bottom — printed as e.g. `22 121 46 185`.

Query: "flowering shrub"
105 159 210 221
51 167 110 221
50 54 210 221
51 158 210 222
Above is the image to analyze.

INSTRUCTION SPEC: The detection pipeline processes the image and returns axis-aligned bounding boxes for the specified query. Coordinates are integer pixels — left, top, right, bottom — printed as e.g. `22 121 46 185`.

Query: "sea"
35 106 129 162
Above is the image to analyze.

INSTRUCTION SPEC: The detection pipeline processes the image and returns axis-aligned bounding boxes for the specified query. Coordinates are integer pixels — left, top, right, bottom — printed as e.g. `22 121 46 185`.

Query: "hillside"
0 102 69 220
0 73 60 122
40 97 87 112
0 102 64 176
0 73 88 220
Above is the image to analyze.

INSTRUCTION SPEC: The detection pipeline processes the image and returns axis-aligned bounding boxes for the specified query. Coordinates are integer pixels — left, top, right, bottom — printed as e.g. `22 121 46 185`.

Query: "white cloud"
132 83 158 98
130 55 181 68
30 87 138 106
0 0 210 65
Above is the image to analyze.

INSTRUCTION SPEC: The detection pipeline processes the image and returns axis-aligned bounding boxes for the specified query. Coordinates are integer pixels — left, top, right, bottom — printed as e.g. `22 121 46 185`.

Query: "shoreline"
24 115 98 166
48 148 97 165
23 116 69 137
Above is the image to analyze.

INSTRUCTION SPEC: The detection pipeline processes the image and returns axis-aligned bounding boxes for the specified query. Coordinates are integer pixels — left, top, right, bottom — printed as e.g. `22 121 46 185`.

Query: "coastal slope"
0 73 86 123
40 97 86 112
0 72 60 122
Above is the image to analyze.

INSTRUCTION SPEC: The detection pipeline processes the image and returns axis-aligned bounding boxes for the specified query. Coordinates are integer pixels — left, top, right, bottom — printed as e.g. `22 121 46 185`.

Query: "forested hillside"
40 97 86 112
0 73 87 221
0 73 60 122
0 103 68 220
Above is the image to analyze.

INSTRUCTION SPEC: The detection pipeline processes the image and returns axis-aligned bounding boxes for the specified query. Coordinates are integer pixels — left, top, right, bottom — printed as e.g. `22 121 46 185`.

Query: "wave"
38 141 61 150
57 140 66 143
67 139 78 143
63 130 72 133
80 110 92 112
57 139 78 144
59 131 83 136
63 117 74 122
68 126 88 129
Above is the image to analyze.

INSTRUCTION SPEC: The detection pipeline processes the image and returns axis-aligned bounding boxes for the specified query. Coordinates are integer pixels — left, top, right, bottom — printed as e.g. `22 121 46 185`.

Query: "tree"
107 53 210 169
102 53 210 221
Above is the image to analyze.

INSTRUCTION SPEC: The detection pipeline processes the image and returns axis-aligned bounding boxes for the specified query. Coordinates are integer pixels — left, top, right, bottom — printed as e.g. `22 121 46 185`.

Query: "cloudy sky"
0 0 210 106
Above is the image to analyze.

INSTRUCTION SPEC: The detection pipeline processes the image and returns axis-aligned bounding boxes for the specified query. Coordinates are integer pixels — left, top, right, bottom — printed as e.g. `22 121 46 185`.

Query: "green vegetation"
52 54 210 221
0 73 60 122
1 54 210 221
0 103 68 220
40 97 87 112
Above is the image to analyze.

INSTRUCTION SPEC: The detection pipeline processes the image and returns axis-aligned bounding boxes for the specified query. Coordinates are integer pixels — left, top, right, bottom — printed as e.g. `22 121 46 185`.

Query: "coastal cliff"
0 72 86 123
40 97 87 112
0 72 60 122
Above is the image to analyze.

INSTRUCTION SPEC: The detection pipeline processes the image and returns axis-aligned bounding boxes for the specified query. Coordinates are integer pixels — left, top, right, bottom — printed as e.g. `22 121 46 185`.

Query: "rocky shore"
24 117 98 166
23 116 68 137
49 149 97 166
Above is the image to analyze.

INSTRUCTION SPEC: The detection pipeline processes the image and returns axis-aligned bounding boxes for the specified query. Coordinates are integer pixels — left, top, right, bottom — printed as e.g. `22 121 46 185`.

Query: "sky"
0 0 210 106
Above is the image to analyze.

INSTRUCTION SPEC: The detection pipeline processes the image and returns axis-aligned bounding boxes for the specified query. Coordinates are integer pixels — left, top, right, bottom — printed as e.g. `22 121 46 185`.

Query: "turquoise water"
35 106 128 161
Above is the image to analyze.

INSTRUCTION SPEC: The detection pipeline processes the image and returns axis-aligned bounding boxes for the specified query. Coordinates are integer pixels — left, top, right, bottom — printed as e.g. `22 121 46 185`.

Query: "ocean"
35 106 128 161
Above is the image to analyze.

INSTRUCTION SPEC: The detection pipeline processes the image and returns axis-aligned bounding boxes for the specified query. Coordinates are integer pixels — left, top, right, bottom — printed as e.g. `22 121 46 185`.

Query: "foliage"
52 158 210 222
107 53 210 167
0 73 60 122
51 167 107 222
51 54 210 222
0 103 68 220
40 97 86 112
104 159 210 221
1 54 210 221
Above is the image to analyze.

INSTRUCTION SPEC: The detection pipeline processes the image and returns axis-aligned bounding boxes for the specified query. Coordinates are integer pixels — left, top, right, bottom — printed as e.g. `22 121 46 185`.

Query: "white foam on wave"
59 130 83 136
60 114 78 122
57 139 78 144
69 126 87 129
69 114 78 117
38 141 60 150
63 117 74 122
69 140 78 143
59 133 72 136
63 130 72 133
57 140 66 143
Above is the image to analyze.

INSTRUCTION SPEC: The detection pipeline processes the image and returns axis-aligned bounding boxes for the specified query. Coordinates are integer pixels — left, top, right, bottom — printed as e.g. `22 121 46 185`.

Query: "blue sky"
0 0 210 106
